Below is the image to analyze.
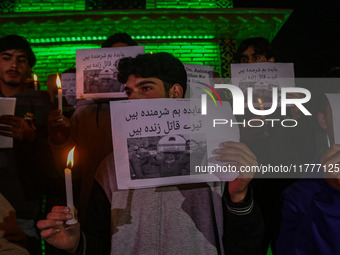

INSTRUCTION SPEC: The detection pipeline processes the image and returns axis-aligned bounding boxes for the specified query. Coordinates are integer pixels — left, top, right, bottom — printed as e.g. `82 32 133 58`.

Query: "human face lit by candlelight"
124 74 183 100
240 46 275 64
0 49 30 87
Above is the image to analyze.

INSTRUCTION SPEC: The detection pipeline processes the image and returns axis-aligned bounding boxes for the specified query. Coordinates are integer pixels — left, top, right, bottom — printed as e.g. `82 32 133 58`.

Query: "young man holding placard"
233 37 318 255
0 34 54 254
38 53 264 255
235 37 275 64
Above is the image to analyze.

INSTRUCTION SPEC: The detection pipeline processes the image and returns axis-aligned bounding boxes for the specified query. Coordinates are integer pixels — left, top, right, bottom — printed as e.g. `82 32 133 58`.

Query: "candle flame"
56 74 61 89
67 146 75 168
33 74 38 82
257 98 263 104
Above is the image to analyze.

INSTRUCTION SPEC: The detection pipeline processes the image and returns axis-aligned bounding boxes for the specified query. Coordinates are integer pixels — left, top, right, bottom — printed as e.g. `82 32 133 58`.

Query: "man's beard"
2 72 24 87
6 80 22 87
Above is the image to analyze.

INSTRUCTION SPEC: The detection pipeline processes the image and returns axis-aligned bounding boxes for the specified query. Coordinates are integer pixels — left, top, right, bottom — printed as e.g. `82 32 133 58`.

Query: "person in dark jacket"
38 52 264 255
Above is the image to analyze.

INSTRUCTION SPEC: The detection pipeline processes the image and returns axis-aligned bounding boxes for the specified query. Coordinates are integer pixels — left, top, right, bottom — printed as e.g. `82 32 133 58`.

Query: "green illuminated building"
0 0 291 89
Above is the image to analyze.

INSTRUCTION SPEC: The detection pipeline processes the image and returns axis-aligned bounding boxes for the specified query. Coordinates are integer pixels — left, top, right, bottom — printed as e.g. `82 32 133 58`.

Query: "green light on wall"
146 0 233 9
31 40 221 90
29 35 214 44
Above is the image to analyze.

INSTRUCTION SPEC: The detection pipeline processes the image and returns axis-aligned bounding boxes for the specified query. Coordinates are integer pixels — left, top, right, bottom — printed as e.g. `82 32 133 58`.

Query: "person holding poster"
233 37 317 254
277 82 340 255
235 37 275 64
101 32 138 48
0 35 54 254
38 53 264 255
233 37 276 143
47 33 141 226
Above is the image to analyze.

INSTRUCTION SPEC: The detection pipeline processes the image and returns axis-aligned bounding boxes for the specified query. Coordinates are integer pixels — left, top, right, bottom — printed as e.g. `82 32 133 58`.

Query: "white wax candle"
58 88 63 112
65 168 77 225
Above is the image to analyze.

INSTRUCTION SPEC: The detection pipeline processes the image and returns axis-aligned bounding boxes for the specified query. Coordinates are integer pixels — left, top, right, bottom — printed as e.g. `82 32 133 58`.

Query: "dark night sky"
234 0 340 77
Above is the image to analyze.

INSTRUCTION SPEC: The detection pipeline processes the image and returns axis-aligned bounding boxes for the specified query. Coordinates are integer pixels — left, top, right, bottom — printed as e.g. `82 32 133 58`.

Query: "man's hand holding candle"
48 109 71 145
37 206 81 253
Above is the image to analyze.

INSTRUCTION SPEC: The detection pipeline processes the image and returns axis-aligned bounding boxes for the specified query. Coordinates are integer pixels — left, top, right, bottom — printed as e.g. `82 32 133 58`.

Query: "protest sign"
0 98 16 148
76 46 145 99
110 98 239 189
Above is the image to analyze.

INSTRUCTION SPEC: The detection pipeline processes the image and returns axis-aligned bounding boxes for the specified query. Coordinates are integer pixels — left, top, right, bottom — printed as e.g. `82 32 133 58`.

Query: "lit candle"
258 98 264 110
56 74 62 112
33 74 38 91
65 146 77 225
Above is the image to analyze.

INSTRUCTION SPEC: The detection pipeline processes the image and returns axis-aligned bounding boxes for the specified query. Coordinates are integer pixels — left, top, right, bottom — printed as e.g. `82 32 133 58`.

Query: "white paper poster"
76 46 145 99
110 98 239 190
61 73 77 106
231 62 295 107
184 63 214 98
0 97 16 148
326 93 340 144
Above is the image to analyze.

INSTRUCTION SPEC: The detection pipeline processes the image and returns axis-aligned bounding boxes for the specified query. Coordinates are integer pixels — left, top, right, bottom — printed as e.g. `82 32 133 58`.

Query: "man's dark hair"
235 37 275 62
0 35 36 67
116 52 187 96
101 32 138 48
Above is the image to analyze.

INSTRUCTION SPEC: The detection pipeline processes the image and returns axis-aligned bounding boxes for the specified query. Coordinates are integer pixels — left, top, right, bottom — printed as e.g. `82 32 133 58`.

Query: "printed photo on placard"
231 62 295 107
109 98 239 189
127 133 207 180
76 46 145 99
0 98 16 148
61 73 77 107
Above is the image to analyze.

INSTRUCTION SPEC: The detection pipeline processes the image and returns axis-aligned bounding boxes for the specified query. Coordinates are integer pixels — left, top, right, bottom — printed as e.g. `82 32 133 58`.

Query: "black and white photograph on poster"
83 68 123 94
231 62 295 107
127 133 207 180
109 98 239 189
61 73 77 107
76 46 145 99
0 97 16 148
